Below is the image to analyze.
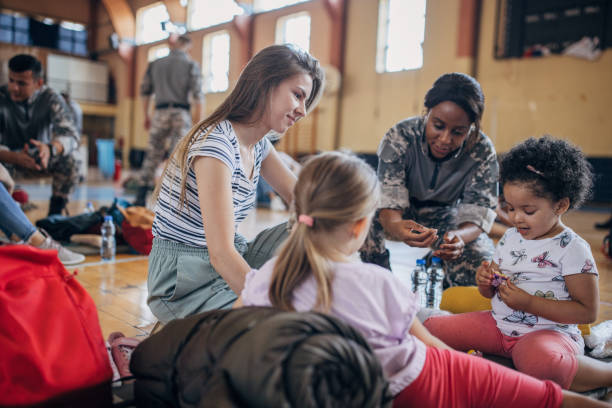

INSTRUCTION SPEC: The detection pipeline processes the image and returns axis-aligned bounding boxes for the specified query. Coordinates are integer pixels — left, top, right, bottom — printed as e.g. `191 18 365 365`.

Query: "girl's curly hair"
499 135 593 209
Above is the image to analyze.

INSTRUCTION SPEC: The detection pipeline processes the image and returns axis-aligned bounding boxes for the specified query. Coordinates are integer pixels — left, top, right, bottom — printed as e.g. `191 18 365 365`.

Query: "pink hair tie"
298 214 314 227
526 165 545 178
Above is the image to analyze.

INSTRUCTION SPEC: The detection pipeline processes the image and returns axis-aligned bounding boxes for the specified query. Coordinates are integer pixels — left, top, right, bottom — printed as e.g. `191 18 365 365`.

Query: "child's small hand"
476 261 496 298
497 280 532 311
476 261 494 288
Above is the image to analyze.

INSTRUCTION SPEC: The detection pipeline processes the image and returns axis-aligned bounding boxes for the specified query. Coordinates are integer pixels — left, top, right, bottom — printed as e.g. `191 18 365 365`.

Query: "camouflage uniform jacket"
140 49 204 106
377 116 498 233
0 85 79 156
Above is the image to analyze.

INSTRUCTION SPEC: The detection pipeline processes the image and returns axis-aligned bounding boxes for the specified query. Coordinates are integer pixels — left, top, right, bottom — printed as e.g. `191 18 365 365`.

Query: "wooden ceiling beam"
88 0 99 53
323 0 346 72
162 0 186 25
101 0 135 41
232 14 253 67
100 0 135 97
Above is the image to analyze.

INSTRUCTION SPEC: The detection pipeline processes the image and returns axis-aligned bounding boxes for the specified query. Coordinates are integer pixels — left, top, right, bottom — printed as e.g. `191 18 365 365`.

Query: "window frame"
187 0 244 31
254 0 309 13
135 2 170 45
147 44 170 62
58 21 88 56
0 11 30 46
275 11 311 52
202 30 231 93
376 0 427 73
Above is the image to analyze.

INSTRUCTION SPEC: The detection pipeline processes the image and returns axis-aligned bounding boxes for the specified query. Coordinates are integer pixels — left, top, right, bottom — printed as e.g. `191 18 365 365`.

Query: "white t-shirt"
491 227 598 346
153 120 272 247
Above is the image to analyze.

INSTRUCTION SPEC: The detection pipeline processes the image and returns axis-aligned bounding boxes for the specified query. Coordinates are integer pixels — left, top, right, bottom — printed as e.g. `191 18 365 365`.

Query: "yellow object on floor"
440 286 491 314
440 286 591 336
578 323 591 336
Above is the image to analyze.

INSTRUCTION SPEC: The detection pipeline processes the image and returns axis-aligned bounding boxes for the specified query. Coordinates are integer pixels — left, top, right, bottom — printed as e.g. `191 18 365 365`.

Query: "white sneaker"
37 230 86 266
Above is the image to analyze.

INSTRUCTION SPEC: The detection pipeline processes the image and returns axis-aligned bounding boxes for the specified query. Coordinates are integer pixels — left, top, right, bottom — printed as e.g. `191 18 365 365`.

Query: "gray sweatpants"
147 222 288 324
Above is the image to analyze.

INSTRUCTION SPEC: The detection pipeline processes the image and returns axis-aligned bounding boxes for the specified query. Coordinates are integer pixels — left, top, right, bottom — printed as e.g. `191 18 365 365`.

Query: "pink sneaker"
107 332 142 379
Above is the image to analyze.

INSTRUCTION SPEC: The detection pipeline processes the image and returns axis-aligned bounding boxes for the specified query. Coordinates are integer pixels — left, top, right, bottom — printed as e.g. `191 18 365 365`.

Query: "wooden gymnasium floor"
16 171 612 342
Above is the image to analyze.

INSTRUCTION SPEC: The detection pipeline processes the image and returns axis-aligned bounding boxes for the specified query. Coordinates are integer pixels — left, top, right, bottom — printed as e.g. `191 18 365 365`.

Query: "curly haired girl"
425 136 612 394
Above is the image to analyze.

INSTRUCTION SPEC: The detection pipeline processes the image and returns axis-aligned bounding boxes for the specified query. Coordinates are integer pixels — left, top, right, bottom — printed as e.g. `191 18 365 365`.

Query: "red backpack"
0 245 113 407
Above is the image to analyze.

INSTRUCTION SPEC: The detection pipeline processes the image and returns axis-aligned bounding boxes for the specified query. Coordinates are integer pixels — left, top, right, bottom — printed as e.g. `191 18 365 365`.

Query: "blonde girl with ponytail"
270 150 381 311
147 44 324 324
240 151 608 408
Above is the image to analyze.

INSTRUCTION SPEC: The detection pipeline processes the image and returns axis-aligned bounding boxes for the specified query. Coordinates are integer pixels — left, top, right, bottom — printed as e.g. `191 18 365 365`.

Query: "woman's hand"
391 219 438 247
476 261 495 298
498 280 532 311
433 231 465 260
378 209 438 247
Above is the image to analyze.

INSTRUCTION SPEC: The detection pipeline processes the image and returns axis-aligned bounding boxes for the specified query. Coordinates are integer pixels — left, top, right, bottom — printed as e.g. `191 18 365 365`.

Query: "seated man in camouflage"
0 54 80 215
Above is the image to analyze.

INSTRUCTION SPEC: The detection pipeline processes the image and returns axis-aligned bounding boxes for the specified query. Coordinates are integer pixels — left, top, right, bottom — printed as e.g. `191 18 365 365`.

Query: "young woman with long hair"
147 44 324 323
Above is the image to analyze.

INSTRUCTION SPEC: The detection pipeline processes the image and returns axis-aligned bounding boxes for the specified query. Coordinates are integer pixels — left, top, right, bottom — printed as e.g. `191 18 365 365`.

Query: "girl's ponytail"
269 151 379 312
270 221 333 311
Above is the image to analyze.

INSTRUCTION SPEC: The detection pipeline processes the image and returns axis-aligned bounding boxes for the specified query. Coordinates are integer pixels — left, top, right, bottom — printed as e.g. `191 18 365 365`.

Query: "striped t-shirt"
152 120 272 247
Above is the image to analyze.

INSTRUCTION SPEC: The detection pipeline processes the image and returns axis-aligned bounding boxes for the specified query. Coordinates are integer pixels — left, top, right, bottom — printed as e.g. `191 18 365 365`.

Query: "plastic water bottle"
426 256 445 309
100 215 116 261
411 258 428 308
85 202 95 213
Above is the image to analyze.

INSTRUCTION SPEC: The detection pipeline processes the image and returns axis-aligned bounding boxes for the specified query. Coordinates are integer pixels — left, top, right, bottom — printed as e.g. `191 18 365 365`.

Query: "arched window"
147 44 170 62
254 0 309 13
188 0 244 31
202 31 230 93
136 2 170 45
275 12 310 52
376 0 426 72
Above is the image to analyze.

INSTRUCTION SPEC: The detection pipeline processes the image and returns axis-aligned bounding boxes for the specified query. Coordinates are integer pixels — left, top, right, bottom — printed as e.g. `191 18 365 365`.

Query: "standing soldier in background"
135 34 204 206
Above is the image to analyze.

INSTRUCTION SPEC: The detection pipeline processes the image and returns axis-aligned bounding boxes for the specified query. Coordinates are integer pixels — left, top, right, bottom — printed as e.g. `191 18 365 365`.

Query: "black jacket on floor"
130 307 392 407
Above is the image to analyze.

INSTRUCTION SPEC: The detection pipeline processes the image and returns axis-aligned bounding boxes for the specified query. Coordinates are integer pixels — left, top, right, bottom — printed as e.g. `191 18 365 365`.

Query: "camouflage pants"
360 206 495 288
7 150 80 199
138 108 192 188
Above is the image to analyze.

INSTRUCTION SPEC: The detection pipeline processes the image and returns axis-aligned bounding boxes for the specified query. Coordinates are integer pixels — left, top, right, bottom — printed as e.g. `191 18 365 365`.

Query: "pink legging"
424 311 581 389
394 346 563 408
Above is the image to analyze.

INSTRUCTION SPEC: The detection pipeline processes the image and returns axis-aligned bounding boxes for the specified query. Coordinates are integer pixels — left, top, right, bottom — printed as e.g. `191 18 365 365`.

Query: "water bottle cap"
431 256 441 263
104 215 113 222
416 259 426 265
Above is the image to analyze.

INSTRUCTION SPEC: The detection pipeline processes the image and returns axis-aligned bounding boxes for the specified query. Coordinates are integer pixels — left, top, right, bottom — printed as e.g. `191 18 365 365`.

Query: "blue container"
96 139 115 179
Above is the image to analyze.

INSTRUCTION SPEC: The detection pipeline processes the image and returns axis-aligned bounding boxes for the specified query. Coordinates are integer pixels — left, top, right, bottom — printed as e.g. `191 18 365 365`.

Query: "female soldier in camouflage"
360 72 498 288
